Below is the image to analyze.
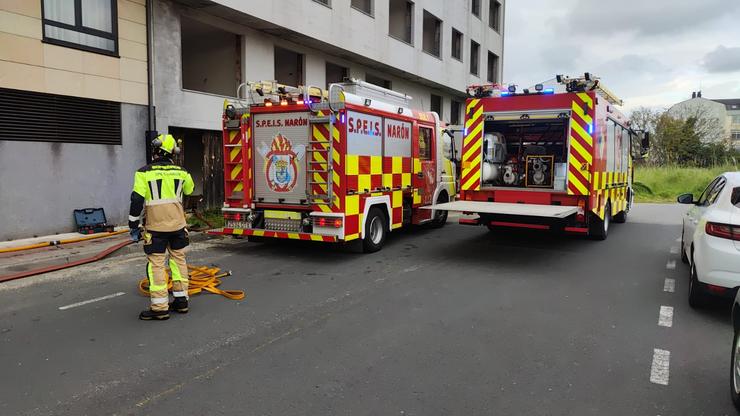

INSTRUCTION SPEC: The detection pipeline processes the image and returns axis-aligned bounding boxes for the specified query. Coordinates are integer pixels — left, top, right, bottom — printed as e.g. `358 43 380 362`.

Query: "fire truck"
430 74 649 240
216 79 457 252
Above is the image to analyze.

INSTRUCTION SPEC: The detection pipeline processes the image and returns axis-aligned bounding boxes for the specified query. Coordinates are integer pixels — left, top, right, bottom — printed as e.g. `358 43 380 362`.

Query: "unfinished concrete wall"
0 104 147 240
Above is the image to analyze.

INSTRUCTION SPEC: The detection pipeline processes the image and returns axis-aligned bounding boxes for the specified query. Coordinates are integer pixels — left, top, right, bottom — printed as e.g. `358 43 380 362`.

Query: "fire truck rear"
216 80 457 252
431 74 649 240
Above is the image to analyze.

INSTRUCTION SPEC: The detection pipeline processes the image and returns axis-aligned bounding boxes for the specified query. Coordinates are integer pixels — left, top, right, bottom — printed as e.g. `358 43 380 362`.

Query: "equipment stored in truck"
429 74 649 240
213 79 457 252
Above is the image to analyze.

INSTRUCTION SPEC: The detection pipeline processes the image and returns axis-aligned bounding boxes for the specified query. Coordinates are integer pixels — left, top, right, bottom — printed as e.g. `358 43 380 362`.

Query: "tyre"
688 254 706 308
680 229 690 264
362 207 387 253
430 192 449 228
613 210 627 223
731 330 740 410
588 203 610 241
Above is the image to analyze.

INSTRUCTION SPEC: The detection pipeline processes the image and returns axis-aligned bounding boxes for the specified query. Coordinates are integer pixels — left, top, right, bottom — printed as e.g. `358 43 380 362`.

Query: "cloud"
564 0 740 37
703 45 740 73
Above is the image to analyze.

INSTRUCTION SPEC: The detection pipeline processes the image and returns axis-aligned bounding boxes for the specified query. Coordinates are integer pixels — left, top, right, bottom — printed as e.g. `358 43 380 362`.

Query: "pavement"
0 203 736 415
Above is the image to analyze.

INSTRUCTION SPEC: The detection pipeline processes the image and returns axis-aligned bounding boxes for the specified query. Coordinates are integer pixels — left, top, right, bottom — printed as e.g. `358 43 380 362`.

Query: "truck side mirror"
641 132 650 153
676 193 694 204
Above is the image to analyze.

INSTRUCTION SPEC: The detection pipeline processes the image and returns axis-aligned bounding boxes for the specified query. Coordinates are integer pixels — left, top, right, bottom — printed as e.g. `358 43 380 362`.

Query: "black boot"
139 309 170 320
169 297 189 313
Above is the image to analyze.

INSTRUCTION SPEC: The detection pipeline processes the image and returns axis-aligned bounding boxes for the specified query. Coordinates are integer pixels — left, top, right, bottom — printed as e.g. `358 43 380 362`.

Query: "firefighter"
129 134 194 320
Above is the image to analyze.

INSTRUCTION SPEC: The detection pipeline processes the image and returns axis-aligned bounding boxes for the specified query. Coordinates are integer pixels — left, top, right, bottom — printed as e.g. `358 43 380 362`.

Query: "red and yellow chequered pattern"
310 111 343 213
592 171 629 219
567 93 595 195
461 99 483 191
223 115 251 204
342 189 406 241
345 154 412 193
224 228 336 242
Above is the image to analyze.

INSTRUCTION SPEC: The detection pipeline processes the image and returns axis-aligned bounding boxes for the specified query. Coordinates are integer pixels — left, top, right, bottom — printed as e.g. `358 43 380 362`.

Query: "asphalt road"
0 204 736 415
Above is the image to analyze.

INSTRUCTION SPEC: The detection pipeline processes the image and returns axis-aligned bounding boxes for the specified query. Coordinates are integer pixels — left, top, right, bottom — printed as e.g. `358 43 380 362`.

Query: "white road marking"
666 260 676 270
658 306 674 327
650 348 670 385
58 292 126 310
669 246 679 254
663 278 675 293
403 265 420 273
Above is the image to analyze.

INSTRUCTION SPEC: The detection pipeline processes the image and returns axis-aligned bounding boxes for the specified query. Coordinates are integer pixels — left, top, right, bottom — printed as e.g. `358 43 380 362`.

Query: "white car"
678 172 740 307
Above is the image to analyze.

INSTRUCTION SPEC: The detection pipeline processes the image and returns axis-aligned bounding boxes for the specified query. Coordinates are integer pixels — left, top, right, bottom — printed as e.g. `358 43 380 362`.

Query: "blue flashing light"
588 123 594 135
500 92 511 97
464 127 469 136
543 88 555 94
340 113 346 124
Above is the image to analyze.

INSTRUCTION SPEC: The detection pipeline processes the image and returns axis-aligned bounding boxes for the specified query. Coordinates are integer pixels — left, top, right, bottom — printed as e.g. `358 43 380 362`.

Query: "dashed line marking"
663 278 675 293
58 292 126 310
669 246 679 254
658 306 674 327
650 348 670 385
666 260 676 270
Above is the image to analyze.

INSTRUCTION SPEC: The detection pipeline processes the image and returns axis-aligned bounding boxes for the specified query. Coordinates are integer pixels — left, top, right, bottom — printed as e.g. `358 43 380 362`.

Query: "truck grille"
264 218 302 232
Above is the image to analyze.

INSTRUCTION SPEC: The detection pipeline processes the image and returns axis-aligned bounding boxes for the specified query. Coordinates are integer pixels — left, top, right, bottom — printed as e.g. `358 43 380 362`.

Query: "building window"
313 0 331 7
418 127 432 160
351 0 373 16
732 115 740 124
430 94 442 115
326 62 348 89
470 40 480 75
422 10 442 58
388 0 413 44
274 47 304 87
487 51 499 83
732 131 740 140
366 73 391 89
0 87 121 145
450 100 461 125
489 0 501 32
451 28 463 61
471 0 480 18
41 0 118 55
181 17 242 97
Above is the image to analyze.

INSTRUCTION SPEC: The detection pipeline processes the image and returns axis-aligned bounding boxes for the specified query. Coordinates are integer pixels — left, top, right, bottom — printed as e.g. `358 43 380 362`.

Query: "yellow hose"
0 230 128 254
138 265 245 301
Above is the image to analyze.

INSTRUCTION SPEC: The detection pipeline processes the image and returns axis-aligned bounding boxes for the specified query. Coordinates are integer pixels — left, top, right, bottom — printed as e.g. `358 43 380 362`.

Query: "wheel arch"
360 196 392 239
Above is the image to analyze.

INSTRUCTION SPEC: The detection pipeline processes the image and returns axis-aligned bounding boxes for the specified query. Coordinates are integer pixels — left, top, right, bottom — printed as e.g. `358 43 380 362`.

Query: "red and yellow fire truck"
431 74 648 240
216 80 457 252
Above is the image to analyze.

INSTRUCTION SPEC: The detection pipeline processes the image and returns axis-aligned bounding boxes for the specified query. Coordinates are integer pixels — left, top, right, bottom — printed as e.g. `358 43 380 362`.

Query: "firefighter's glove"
129 227 142 242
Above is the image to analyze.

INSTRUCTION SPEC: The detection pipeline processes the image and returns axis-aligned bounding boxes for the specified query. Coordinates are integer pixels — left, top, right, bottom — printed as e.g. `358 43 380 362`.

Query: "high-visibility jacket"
129 158 194 232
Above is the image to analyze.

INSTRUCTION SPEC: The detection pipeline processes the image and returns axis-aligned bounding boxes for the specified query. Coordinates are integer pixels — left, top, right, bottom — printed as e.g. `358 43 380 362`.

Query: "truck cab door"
414 124 436 211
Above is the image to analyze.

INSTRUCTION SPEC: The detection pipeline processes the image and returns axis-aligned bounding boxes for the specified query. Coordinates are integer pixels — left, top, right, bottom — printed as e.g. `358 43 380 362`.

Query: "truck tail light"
315 217 343 228
576 199 586 223
705 222 740 241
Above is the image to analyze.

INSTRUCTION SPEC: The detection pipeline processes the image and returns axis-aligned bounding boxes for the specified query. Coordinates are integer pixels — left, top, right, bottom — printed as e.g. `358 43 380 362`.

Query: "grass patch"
187 208 224 230
634 164 738 203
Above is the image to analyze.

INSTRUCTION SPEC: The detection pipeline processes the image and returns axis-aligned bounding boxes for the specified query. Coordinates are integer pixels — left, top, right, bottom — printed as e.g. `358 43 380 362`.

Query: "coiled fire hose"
138 265 245 300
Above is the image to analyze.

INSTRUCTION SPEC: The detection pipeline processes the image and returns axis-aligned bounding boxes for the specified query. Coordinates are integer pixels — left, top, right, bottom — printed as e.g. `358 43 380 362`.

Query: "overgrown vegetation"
633 164 737 203
187 209 224 230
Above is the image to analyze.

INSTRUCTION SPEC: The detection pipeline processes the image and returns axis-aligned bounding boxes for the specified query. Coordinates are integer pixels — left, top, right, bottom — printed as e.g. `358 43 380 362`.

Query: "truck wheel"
362 207 387 253
613 209 627 223
588 203 610 241
430 192 449 228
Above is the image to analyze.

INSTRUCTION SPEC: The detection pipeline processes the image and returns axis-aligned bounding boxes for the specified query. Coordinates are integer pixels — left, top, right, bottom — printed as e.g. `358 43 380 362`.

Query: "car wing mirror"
677 193 694 204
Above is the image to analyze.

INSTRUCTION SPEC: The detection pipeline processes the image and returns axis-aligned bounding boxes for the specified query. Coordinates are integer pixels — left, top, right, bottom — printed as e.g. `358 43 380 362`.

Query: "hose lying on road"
0 230 128 254
138 265 245 301
0 239 134 283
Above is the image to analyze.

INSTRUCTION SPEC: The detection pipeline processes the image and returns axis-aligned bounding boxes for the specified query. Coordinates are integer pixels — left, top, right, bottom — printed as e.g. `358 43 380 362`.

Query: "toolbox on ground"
73 208 115 234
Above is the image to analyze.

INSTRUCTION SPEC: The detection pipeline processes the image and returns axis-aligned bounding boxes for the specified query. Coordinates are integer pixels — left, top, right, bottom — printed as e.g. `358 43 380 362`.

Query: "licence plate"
226 220 250 230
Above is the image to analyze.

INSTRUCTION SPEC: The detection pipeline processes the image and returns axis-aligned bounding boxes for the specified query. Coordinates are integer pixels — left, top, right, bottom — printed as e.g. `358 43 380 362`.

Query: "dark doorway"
169 127 224 210
274 47 304 87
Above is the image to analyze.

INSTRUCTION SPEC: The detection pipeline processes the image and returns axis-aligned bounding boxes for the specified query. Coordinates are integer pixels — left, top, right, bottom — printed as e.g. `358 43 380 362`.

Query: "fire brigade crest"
258 134 305 193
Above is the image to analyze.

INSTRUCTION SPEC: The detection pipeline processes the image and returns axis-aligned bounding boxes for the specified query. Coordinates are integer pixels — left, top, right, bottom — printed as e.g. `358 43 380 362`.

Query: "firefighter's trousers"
144 229 190 312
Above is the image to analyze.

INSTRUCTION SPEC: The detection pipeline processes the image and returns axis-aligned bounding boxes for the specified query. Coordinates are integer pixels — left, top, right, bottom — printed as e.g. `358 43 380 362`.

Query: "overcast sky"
503 0 740 113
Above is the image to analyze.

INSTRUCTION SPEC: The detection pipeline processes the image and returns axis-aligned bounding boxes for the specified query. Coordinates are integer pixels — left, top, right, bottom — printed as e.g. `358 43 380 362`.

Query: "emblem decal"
258 134 306 193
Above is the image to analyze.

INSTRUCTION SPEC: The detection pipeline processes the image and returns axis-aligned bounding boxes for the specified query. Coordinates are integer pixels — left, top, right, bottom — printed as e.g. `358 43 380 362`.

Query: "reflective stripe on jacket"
130 159 194 232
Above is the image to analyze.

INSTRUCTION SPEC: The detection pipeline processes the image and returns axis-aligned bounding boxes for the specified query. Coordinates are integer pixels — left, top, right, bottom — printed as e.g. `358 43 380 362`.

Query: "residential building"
0 0 150 240
668 92 740 149
151 0 505 207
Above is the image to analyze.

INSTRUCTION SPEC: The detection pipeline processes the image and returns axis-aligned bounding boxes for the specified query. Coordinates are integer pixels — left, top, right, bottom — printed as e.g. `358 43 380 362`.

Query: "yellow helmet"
152 134 180 154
